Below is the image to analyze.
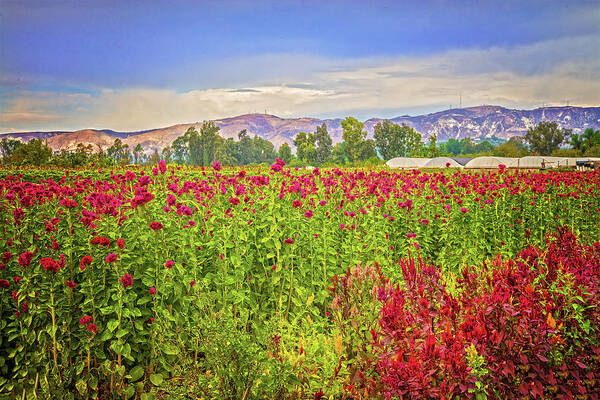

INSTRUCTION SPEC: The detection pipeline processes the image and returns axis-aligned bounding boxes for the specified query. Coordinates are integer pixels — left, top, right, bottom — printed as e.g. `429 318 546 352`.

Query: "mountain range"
2 106 599 154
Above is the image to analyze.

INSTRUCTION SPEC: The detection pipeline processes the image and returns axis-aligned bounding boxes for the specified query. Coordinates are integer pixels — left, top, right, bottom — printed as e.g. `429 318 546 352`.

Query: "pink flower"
212 161 222 171
461 207 469 213
158 160 167 174
65 280 77 288
284 238 294 244
117 238 125 249
165 260 174 269
105 253 118 263
149 286 156 295
293 200 302 208
80 316 93 325
190 280 196 288
406 233 417 238
304 210 313 218
86 323 98 334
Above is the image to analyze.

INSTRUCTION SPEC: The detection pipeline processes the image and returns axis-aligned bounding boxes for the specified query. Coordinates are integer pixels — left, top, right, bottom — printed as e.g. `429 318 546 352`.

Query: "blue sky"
1 0 599 131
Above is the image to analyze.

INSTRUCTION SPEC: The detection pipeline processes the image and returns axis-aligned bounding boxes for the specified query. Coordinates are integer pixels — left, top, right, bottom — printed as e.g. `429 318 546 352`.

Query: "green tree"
278 142 293 163
161 146 173 164
373 120 423 160
172 128 193 164
524 121 571 156
314 123 332 164
425 134 441 158
331 143 348 165
493 137 529 158
293 131 316 163
7 138 53 165
0 138 23 162
341 117 368 162
107 138 131 165
133 144 143 165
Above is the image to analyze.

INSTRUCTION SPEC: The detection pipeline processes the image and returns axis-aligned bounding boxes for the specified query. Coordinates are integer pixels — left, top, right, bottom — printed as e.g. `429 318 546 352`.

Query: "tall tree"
133 143 143 164
107 139 131 165
341 117 368 162
373 120 423 159
525 121 571 156
278 142 293 163
293 131 316 163
0 138 22 163
314 123 333 164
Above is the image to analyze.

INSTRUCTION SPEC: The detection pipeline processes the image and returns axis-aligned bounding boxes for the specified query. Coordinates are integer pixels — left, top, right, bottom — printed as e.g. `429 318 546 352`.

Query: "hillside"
2 106 599 153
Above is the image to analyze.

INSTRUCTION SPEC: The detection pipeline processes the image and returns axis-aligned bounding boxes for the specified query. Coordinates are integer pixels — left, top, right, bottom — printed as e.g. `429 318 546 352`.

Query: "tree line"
1 119 598 167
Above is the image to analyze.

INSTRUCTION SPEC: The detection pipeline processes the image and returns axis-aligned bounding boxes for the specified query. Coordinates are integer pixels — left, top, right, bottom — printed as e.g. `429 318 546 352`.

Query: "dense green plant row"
0 162 599 398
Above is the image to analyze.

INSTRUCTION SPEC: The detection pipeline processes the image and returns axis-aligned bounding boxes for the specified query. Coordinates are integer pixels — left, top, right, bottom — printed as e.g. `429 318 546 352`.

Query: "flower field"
1 161 599 399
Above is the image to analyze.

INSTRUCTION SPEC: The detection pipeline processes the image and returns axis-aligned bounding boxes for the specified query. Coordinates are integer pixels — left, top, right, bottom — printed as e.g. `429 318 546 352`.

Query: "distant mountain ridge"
2 106 599 153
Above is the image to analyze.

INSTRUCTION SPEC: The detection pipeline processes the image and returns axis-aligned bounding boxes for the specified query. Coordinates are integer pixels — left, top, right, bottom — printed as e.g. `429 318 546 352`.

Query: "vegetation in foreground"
0 162 599 398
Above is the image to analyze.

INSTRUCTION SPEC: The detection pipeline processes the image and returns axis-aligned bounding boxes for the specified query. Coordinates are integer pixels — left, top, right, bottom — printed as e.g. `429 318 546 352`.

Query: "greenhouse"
386 157 431 169
422 157 466 168
464 157 519 169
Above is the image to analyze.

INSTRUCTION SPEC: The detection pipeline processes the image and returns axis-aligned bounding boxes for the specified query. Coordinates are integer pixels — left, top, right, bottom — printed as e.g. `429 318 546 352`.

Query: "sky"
1 0 599 132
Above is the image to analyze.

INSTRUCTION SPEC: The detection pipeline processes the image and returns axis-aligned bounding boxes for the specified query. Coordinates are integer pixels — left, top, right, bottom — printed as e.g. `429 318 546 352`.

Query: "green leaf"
149 373 163 386
128 365 144 382
163 344 179 356
75 379 87 396
107 319 119 332
115 328 129 338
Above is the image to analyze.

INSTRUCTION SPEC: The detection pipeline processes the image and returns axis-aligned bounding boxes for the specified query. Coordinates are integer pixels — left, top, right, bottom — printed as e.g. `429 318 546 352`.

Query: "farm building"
386 157 431 169
423 157 467 168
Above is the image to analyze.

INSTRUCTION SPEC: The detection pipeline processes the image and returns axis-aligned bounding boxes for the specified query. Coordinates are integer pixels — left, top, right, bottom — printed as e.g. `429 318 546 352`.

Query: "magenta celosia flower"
80 316 92 325
86 323 98 334
117 238 125 249
149 221 164 231
13 276 21 284
304 210 313 218
120 273 133 288
149 286 156 295
165 260 174 269
212 161 222 171
0 279 9 289
65 280 77 288
292 200 302 208
406 233 417 238
461 207 469 213
159 160 166 174
105 253 118 263
190 280 196 288
284 238 294 244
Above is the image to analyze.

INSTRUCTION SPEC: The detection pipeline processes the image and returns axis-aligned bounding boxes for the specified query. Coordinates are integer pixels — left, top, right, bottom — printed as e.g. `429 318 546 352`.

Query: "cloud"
1 34 599 132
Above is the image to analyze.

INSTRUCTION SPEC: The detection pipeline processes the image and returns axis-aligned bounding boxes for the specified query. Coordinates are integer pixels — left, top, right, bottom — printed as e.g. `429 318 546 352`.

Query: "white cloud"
1 34 599 132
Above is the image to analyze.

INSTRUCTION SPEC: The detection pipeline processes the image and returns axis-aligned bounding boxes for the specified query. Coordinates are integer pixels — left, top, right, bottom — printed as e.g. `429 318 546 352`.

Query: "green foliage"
374 120 423 160
525 121 571 156
107 138 131 165
277 143 293 164
4 138 53 166
441 138 496 157
493 137 530 158
341 117 377 163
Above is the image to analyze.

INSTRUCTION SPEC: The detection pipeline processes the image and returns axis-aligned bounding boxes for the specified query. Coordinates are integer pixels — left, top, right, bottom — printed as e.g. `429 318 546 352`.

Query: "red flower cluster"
165 260 174 269
105 253 118 263
149 221 164 231
40 257 61 274
18 251 34 269
120 273 133 288
91 236 110 246
117 238 125 249
79 255 93 270
80 315 93 325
